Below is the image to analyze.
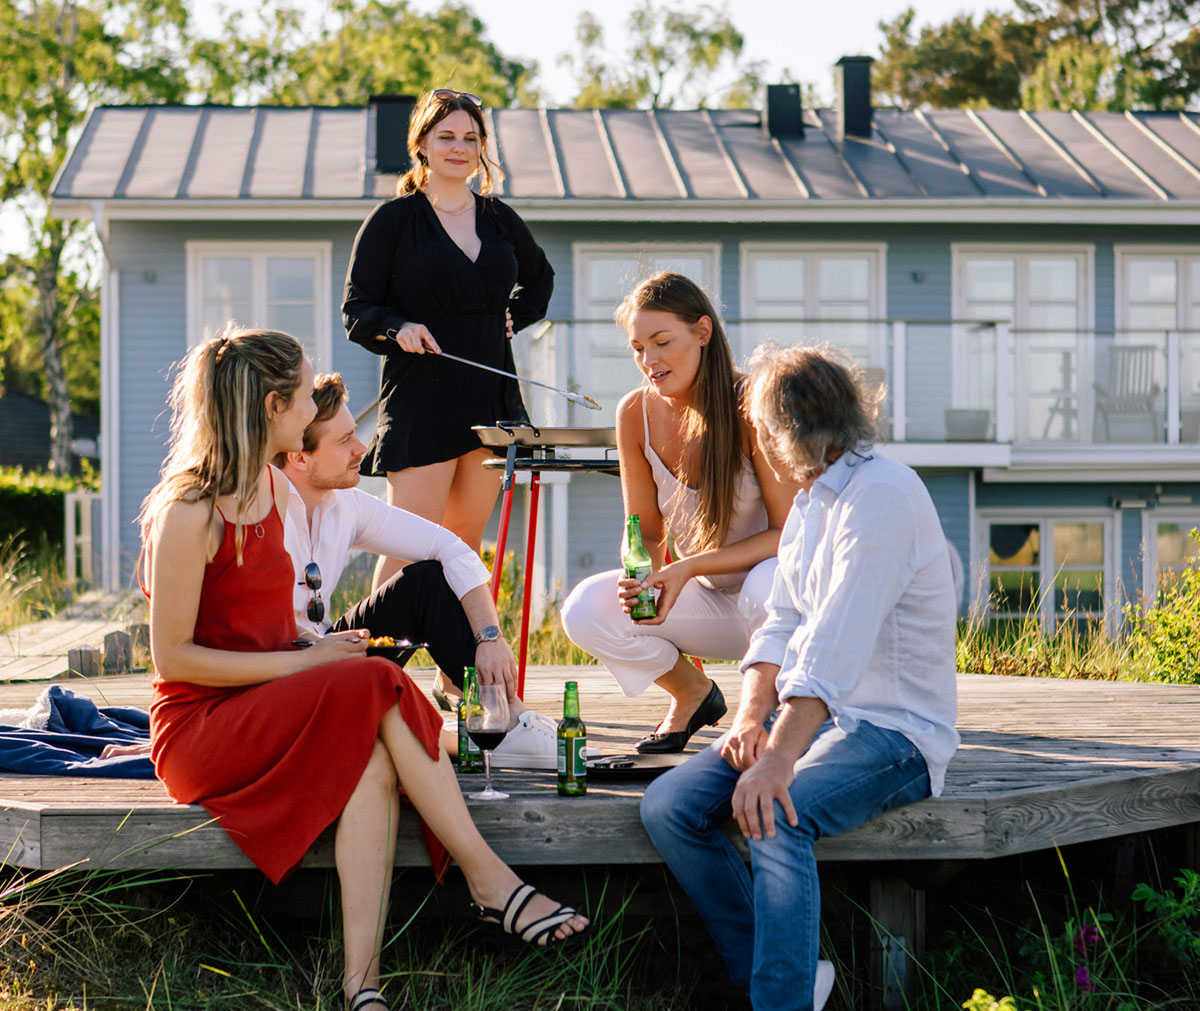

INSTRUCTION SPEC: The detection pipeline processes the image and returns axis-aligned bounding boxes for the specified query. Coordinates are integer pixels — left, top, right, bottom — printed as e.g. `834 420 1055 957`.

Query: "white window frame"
186 241 333 367
973 508 1117 633
737 242 887 363
1140 509 1200 601
571 242 722 419
1114 246 1200 422
951 244 1095 443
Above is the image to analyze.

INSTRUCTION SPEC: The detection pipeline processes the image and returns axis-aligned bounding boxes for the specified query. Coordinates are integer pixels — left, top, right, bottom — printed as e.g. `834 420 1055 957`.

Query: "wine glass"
466 679 510 801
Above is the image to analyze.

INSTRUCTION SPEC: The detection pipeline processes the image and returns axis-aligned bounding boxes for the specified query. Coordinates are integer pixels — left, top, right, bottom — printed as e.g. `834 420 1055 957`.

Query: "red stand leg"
490 483 514 602
517 471 541 700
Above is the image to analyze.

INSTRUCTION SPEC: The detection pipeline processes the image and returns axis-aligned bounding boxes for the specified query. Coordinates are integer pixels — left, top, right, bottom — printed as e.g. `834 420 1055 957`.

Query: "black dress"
342 191 555 472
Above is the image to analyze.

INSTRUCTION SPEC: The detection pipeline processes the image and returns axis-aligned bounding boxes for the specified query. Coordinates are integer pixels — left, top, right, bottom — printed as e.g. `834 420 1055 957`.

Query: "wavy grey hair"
745 342 882 480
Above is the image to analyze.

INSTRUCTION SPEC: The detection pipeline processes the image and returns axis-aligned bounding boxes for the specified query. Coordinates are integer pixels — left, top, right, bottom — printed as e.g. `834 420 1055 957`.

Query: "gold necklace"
428 192 475 216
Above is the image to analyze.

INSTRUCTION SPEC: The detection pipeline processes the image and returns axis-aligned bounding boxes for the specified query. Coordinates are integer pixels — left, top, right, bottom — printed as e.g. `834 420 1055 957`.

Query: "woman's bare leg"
376 706 588 940
441 447 503 554
373 463 456 590
336 741 399 1000
653 653 715 733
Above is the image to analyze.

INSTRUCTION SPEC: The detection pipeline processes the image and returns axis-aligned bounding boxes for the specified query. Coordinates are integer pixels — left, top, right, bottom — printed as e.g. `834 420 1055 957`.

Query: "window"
572 244 721 426
187 242 333 368
1141 512 1200 599
738 244 886 367
1115 249 1200 438
952 246 1093 443
977 513 1114 632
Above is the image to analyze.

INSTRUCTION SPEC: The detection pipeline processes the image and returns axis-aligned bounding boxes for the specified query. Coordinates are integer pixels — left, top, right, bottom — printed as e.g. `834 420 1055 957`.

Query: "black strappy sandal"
470 882 593 949
347 988 389 1011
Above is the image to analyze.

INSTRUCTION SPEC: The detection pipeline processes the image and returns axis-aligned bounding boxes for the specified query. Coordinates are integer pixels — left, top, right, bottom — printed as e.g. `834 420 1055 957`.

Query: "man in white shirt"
640 345 959 1011
275 373 556 767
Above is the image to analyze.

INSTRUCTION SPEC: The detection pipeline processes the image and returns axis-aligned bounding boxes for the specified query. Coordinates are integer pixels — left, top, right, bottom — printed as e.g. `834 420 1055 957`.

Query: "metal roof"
51 102 1200 210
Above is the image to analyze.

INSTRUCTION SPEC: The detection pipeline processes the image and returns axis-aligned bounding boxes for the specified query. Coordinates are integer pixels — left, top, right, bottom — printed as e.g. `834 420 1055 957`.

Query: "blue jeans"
640 715 931 1011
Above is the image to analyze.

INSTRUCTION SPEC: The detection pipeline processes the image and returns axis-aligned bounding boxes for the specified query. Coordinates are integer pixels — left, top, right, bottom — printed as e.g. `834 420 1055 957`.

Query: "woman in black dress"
342 88 554 591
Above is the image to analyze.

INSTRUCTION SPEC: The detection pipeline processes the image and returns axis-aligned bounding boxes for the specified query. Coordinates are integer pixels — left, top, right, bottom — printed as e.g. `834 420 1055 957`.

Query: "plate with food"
364 636 427 662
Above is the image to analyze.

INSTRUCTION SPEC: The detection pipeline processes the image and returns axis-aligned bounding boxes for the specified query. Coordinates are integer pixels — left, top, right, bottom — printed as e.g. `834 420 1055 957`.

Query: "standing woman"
561 273 797 754
343 88 554 590
141 329 588 1011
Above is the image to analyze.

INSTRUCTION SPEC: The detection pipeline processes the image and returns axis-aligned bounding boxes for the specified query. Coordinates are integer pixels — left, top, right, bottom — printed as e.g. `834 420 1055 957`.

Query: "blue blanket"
0 685 155 778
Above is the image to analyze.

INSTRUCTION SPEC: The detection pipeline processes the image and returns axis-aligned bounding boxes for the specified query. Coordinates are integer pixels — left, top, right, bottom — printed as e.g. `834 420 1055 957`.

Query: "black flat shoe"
635 681 727 754
432 686 455 712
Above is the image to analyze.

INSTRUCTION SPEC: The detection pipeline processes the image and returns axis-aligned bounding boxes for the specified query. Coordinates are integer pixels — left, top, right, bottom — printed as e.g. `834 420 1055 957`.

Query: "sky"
193 0 1011 106
5 0 1010 258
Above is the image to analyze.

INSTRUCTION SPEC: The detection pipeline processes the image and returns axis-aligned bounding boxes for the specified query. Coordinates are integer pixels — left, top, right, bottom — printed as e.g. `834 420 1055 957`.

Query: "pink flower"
1073 924 1101 958
1074 964 1098 991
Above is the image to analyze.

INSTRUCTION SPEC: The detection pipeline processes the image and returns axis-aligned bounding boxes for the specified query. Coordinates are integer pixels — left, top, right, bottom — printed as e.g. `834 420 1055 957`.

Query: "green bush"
1124 529 1200 684
0 464 99 551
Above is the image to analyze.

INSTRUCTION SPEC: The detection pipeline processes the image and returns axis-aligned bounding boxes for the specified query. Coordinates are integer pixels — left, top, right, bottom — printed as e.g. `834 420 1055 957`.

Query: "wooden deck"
0 666 1197 873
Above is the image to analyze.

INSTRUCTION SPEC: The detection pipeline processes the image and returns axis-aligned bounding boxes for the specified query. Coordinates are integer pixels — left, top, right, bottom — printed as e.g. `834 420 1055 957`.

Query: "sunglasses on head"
300 561 324 624
433 89 483 108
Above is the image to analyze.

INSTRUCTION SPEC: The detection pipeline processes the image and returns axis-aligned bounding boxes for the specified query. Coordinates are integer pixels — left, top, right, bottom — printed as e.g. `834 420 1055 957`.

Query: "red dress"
148 495 448 884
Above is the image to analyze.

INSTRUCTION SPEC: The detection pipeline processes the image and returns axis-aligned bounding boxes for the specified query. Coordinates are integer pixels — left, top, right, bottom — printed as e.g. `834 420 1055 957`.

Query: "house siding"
107 214 1200 600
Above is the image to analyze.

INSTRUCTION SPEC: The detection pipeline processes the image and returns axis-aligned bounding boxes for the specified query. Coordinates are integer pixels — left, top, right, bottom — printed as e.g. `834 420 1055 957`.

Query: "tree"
563 1 770 109
191 1 540 108
873 0 1200 111
0 0 189 471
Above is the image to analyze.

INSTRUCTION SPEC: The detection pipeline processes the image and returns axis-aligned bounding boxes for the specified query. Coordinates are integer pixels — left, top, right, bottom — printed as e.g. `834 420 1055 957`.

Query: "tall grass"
0 866 693 1010
0 534 69 634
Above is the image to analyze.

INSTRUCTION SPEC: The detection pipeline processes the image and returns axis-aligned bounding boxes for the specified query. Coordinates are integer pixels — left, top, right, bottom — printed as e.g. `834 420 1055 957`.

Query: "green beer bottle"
457 668 483 772
557 681 587 796
622 514 657 621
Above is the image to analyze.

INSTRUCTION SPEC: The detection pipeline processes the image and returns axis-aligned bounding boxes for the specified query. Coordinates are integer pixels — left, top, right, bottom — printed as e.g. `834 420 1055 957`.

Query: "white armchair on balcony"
1093 344 1161 441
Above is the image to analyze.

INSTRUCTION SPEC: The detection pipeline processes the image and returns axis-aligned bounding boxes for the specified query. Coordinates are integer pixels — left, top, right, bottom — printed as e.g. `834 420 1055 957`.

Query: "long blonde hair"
615 272 743 552
396 90 502 197
139 327 305 564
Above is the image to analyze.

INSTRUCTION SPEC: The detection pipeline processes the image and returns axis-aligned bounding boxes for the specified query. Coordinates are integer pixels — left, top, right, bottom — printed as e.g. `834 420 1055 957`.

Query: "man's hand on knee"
731 752 797 840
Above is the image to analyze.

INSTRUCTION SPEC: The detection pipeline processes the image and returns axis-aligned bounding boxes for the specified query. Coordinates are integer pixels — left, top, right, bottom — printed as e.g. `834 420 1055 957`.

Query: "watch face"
476 624 501 643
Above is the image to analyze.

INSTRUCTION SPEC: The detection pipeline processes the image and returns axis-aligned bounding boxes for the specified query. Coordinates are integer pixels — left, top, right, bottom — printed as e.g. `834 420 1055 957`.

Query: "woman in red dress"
139 328 589 1011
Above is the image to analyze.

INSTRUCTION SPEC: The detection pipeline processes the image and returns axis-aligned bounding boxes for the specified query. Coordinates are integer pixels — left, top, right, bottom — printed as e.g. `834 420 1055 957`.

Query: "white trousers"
560 558 778 697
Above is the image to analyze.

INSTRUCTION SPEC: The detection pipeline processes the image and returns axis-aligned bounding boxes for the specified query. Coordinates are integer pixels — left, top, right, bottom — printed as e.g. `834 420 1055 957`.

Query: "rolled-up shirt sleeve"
776 485 917 710
347 489 490 598
741 555 803 671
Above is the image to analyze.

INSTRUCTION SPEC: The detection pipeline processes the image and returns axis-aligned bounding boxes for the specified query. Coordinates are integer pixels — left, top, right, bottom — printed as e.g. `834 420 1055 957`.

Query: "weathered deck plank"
0 668 1197 872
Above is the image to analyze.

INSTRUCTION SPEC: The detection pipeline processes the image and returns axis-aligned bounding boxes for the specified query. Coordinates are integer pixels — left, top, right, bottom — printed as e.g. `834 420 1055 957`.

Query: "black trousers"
332 560 475 688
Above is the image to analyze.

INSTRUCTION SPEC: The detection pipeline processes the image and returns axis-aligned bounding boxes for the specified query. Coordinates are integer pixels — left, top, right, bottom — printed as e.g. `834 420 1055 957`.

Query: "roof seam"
485 108 509 198
817 114 869 198
539 108 567 199
301 108 318 200
113 109 155 200
593 110 628 199
176 107 208 199
1072 110 1167 201
240 108 266 200
1018 109 1104 195
768 136 810 199
871 118 931 197
1123 112 1200 186
913 109 987 196
646 110 690 198
965 110 1047 197
701 108 749 199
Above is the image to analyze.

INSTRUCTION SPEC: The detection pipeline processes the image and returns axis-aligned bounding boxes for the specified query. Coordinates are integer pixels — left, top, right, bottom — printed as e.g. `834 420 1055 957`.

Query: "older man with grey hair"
640 344 960 1011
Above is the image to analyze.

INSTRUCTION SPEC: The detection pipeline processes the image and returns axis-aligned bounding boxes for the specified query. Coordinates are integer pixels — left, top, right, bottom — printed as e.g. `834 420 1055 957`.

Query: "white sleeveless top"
640 390 768 593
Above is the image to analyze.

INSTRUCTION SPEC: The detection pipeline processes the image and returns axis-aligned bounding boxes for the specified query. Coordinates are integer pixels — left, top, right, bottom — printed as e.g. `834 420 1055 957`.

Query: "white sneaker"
490 710 558 770
814 960 835 1011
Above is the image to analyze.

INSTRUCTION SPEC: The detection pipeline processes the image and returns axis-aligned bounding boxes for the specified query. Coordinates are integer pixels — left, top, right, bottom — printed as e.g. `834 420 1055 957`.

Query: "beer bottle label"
557 737 568 775
571 737 587 778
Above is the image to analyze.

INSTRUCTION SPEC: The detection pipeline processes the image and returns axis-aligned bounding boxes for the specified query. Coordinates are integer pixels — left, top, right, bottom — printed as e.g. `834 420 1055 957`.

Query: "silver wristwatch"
473 624 502 646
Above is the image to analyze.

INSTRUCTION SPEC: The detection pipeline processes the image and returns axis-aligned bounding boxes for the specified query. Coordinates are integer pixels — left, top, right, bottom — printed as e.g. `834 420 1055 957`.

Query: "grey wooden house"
52 58 1200 629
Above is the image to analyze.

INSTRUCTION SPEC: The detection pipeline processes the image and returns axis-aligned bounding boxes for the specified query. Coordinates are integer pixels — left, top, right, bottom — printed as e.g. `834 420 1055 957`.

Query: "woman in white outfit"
561 273 796 753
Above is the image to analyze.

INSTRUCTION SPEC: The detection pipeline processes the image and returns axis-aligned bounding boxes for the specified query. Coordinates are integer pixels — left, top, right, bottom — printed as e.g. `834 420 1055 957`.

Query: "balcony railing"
517 318 1200 447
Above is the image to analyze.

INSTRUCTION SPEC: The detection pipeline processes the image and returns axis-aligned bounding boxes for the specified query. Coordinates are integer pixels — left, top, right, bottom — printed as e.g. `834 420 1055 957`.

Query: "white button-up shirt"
283 478 491 637
741 450 960 795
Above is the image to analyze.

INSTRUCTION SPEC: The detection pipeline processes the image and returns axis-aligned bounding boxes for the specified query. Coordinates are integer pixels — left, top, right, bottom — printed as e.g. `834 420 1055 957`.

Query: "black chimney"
763 83 803 138
835 56 874 139
370 94 417 174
